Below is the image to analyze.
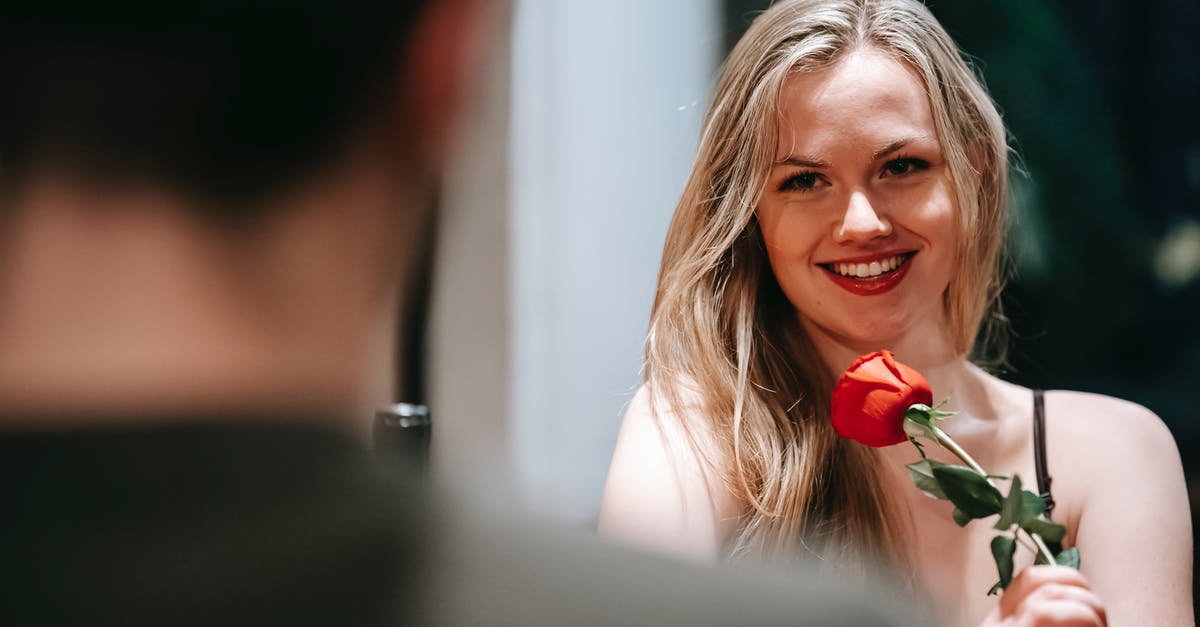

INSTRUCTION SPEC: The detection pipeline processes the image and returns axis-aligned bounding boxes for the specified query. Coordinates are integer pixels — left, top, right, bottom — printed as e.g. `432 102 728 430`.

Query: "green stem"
1013 534 1035 553
1026 529 1057 565
930 424 1058 565
930 426 987 476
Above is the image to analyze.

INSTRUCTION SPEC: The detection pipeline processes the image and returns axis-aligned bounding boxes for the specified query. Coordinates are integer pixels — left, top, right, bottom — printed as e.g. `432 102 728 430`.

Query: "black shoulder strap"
1032 389 1056 515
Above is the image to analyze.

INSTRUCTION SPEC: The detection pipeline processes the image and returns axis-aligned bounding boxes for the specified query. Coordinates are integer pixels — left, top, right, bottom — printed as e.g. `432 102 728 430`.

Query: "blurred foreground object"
0 1 922 625
374 402 432 473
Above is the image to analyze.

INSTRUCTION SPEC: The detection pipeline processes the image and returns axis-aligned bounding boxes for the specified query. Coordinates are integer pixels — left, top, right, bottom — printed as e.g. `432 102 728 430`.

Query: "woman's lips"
818 252 916 296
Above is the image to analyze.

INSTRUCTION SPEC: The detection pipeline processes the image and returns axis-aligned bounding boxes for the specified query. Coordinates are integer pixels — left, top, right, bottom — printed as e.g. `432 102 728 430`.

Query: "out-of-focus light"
1154 220 1200 288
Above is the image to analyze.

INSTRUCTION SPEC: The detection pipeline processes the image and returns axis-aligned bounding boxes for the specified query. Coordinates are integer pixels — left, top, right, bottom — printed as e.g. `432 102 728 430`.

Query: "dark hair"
0 4 426 217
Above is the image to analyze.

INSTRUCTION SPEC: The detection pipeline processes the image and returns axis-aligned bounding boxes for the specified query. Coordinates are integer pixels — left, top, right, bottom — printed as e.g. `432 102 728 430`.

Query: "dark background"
725 0 1199 599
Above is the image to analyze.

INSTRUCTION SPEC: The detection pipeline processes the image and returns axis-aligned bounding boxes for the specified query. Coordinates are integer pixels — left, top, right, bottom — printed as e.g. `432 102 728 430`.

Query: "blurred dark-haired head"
0 0 487 422
0 3 451 216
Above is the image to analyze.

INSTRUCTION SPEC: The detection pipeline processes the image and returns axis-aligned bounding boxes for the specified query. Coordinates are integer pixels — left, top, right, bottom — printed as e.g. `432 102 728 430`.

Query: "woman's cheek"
760 205 819 257
915 177 959 230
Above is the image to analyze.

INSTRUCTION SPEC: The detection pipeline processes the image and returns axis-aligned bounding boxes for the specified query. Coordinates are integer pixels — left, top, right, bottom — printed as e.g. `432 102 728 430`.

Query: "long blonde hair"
645 0 1008 568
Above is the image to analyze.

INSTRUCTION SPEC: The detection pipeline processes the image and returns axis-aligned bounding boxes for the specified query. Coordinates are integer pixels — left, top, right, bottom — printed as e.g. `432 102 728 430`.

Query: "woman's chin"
803 315 914 354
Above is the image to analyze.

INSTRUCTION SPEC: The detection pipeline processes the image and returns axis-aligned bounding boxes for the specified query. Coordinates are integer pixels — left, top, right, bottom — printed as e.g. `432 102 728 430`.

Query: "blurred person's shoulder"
422 481 921 626
0 419 424 627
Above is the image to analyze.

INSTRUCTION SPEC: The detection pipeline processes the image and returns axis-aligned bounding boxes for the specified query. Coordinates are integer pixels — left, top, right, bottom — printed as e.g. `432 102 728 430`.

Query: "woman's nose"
834 191 892 243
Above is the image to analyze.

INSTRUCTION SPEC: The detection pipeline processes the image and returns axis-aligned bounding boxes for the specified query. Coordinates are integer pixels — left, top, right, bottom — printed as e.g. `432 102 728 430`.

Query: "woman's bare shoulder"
1042 389 1185 527
598 383 742 562
1043 390 1178 462
1041 390 1192 622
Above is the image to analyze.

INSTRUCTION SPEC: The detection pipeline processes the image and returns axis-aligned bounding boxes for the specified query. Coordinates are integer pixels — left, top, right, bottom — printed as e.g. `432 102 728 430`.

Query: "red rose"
830 350 933 447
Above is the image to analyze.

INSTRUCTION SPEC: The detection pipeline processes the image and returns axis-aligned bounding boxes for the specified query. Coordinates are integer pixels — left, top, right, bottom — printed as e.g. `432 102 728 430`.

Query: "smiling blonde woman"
598 1 1192 625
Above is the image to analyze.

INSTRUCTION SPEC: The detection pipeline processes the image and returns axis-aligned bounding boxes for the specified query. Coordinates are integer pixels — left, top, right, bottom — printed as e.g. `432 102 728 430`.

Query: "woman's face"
755 47 959 357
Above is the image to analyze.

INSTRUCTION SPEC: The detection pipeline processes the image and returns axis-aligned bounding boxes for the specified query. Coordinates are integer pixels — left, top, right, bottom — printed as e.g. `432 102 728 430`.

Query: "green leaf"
928 400 956 421
929 409 956 421
905 405 934 428
932 464 1004 519
1055 547 1081 569
987 582 1003 596
1024 517 1067 544
1019 490 1047 525
990 535 1016 590
906 459 949 500
994 475 1024 530
952 507 973 527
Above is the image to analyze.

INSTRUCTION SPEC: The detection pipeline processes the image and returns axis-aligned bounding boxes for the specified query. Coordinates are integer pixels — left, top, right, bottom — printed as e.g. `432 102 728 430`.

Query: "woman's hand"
980 566 1108 626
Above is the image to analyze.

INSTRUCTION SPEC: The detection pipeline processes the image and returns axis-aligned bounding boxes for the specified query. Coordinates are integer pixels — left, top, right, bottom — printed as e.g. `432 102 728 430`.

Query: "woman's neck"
801 313 1000 427
802 317 1016 474
803 318 962 387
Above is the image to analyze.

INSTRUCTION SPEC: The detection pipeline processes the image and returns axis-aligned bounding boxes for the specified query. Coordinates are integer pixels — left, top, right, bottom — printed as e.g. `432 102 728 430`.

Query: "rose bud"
830 350 933 447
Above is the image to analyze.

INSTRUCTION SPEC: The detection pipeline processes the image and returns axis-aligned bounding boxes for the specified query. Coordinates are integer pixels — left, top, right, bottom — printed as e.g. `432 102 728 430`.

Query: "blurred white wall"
428 3 514 487
433 0 721 525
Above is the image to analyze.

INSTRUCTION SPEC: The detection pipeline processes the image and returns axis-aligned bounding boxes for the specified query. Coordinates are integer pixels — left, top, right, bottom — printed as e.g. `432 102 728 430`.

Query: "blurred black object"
0 423 418 627
374 403 431 473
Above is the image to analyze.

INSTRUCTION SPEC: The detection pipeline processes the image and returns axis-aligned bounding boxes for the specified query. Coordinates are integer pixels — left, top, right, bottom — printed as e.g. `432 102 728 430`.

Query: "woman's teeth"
833 255 905 278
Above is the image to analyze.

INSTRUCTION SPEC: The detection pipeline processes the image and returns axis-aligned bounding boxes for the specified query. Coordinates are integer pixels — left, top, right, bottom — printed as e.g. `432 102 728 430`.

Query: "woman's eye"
780 172 823 192
882 157 930 177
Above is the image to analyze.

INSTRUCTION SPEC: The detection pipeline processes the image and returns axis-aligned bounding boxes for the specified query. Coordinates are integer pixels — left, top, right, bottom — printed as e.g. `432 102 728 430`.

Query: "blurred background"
410 0 1197 587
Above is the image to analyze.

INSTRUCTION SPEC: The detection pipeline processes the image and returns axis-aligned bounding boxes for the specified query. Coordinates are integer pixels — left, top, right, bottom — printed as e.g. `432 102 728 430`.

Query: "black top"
1032 389 1056 515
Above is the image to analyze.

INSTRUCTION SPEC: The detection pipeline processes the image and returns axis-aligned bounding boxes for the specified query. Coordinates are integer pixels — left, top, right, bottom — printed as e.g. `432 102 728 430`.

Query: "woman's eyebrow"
775 136 937 168
872 136 933 160
773 154 830 168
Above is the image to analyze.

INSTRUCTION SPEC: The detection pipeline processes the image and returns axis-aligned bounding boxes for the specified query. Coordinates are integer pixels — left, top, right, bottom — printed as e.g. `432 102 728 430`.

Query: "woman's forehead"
773 48 937 160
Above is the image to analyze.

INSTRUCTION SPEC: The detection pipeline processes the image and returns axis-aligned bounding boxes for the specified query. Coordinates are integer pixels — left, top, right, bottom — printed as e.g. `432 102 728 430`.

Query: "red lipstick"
820 252 915 296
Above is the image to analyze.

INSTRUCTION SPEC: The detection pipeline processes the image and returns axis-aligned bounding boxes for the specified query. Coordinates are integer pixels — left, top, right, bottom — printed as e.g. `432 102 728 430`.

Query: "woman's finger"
1000 565 1093 616
1015 598 1106 627
1022 583 1108 626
